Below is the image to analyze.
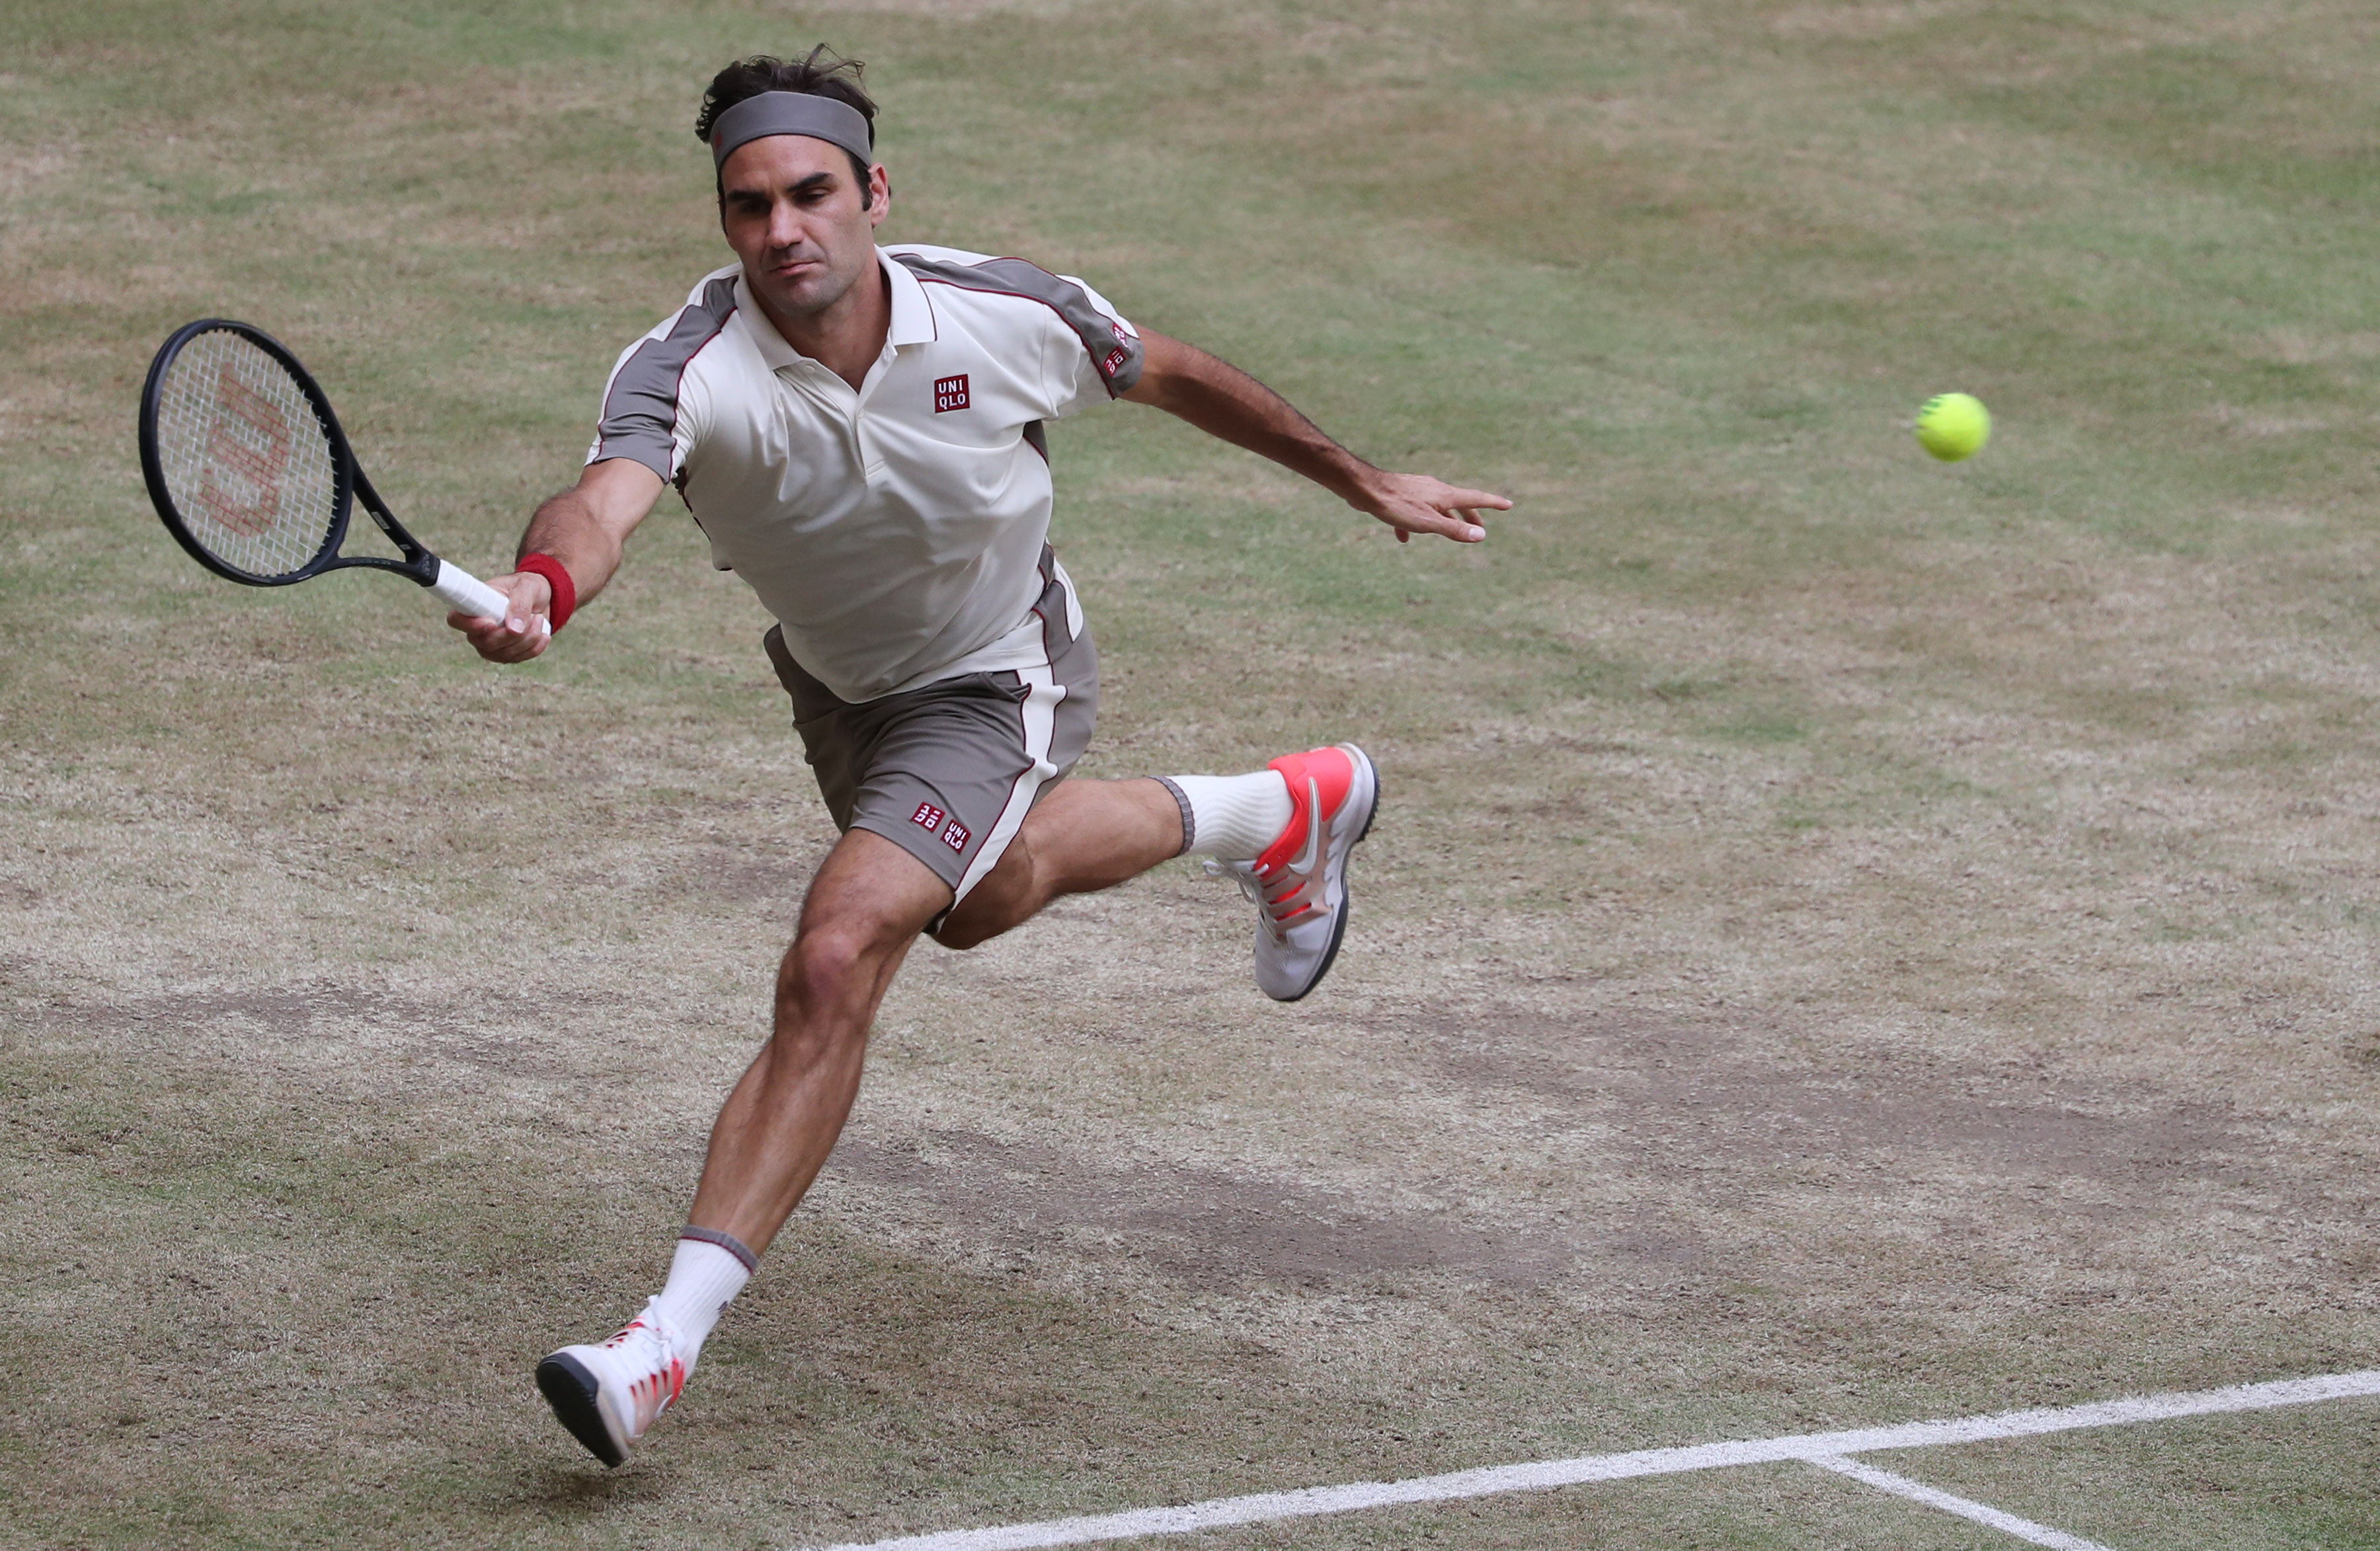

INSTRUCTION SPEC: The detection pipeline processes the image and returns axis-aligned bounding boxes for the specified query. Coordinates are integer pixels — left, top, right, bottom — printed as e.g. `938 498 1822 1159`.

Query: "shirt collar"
883 249 936 346
735 248 934 372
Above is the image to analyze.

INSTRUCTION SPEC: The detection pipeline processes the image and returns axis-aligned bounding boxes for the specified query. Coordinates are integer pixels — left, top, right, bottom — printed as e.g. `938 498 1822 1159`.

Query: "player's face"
717 135 890 321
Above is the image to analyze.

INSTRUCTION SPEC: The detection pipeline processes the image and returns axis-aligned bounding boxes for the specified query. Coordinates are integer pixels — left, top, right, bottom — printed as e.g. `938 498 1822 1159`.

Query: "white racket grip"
431 559 551 635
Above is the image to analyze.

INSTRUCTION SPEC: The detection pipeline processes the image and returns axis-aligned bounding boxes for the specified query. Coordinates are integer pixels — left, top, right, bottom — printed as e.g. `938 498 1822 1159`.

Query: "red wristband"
514 553 576 631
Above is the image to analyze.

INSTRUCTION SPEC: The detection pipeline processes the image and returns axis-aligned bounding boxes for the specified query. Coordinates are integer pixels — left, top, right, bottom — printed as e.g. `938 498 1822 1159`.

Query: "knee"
775 926 883 1026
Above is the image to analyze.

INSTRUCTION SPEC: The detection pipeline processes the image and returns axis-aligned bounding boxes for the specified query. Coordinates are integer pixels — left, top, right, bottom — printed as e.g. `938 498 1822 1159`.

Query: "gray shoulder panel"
891 253 1143 396
596 276 740 479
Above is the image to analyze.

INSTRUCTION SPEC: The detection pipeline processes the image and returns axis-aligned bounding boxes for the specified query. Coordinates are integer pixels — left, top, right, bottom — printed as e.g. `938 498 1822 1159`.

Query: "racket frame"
139 319 463 594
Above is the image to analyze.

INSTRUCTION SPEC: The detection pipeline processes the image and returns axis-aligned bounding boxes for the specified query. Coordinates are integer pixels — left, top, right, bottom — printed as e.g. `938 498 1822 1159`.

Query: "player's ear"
866 165 890 227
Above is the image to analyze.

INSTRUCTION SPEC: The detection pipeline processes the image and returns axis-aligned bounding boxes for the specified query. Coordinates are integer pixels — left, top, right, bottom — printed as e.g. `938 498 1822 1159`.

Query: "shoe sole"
1277 746 1379 1004
537 1353 627 1468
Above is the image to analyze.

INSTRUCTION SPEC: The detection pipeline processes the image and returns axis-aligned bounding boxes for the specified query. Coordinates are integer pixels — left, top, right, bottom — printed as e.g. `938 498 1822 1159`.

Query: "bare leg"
685 779 1183 1252
935 777 1185 949
542 781 1204 1465
686 828 951 1253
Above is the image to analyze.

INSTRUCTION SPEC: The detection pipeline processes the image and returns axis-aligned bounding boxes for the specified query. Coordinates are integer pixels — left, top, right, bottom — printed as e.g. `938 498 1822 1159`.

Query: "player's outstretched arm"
1119 329 1512 545
449 457 667 662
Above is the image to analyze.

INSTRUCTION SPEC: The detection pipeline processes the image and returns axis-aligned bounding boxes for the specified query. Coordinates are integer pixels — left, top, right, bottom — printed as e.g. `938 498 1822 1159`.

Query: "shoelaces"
1206 858 1319 939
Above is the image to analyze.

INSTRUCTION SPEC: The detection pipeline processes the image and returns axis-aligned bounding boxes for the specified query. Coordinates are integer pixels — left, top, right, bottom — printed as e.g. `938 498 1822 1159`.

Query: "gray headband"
710 91 876 173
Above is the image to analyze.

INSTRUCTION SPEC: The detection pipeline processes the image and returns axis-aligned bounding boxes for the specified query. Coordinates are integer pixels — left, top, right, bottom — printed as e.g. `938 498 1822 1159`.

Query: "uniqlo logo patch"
933 374 970 413
941 819 971 852
912 802 947 831
1101 348 1129 378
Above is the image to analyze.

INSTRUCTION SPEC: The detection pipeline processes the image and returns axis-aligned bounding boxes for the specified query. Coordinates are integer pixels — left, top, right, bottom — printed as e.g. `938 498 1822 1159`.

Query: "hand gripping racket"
138 319 537 629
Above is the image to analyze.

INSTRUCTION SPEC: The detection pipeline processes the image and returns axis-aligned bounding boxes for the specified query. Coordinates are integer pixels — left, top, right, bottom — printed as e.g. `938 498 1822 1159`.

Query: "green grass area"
7 1 2380 1546
1895 1400 2380 1550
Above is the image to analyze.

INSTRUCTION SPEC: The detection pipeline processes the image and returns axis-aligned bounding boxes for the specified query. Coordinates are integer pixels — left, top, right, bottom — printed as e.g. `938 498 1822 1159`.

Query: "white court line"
798 1369 2380 1551
1809 1455 2117 1551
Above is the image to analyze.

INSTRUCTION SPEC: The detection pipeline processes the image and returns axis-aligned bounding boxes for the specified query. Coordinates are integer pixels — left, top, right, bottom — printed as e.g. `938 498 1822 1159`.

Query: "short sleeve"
586 272 738 480
1039 271 1142 422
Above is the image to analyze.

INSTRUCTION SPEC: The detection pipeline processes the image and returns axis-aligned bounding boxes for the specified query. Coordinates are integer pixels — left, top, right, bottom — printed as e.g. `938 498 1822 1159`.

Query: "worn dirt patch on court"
1402 1008 2244 1191
13 984 638 1098
830 1128 1574 1289
811 1000 2312 1303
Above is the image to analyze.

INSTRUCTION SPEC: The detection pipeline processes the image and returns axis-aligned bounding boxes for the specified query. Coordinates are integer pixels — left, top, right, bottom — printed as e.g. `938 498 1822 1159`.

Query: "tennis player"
452 49 1510 1468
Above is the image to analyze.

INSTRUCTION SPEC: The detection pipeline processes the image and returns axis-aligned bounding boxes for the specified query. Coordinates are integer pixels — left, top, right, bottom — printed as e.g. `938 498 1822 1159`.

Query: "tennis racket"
138 319 536 630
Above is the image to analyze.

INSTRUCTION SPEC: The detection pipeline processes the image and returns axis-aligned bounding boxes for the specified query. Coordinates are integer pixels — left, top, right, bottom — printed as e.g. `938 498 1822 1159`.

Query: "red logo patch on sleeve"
1100 348 1129 378
941 819 971 852
912 802 947 831
933 374 970 413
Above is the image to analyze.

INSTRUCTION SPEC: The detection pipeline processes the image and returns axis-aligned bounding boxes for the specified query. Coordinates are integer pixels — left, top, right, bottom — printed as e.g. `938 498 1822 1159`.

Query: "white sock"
1161 770 1293 861
651 1230 754 1363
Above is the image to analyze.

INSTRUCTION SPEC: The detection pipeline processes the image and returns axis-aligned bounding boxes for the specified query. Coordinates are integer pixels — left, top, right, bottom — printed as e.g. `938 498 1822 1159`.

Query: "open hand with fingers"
448 571 555 662
1347 470 1513 544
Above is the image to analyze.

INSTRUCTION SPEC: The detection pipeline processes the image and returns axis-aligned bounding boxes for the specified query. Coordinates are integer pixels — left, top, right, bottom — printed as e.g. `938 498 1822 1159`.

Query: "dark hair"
696 48 878 204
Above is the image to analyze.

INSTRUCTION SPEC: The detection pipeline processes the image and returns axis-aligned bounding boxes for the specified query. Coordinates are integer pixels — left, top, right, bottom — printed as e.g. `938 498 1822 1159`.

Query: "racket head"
139 320 354 586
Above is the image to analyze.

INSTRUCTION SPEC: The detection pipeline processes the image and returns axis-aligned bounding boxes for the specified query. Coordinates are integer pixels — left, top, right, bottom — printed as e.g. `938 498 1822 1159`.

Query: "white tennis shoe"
536 1300 690 1468
1216 743 1379 1002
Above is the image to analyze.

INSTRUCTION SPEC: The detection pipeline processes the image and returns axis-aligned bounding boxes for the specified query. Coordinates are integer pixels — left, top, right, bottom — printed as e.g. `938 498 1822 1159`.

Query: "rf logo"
933 374 970 413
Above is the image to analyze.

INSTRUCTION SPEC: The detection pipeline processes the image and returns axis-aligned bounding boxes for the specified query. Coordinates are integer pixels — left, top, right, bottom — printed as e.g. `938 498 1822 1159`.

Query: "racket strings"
153 331 340 581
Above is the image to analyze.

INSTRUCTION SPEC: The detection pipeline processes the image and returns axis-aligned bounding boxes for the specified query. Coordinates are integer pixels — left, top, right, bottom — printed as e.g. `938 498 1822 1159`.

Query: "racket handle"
430 559 551 636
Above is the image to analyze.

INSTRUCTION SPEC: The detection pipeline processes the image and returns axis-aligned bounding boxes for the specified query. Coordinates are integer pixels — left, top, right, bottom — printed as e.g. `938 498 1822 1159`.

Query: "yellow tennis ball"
1915 392 1991 461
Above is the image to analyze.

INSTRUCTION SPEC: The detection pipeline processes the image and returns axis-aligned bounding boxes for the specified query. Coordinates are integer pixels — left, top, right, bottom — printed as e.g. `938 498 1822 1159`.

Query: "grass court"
4 1 2379 1546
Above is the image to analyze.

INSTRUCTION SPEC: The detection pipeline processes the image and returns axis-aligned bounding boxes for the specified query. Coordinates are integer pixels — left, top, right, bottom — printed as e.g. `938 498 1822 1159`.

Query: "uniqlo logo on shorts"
941 819 971 852
933 374 970 413
912 802 947 831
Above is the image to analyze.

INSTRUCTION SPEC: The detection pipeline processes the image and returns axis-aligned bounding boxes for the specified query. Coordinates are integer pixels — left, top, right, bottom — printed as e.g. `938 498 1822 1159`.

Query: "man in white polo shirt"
451 48 1509 1468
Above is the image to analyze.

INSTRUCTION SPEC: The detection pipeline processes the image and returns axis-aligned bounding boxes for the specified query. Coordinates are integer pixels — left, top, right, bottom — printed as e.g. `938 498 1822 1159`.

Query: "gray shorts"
765 550 1097 906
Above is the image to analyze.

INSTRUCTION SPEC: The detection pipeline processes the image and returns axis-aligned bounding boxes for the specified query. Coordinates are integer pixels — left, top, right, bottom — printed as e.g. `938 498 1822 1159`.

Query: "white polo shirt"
588 243 1142 703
